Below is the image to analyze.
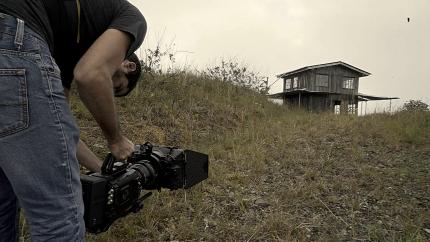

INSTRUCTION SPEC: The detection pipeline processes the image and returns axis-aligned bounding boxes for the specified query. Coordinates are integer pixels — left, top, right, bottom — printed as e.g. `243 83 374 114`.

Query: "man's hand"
108 135 135 160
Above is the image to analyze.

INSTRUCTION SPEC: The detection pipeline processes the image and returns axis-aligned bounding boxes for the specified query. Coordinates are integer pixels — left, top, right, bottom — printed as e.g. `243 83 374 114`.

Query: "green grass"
21 72 430 241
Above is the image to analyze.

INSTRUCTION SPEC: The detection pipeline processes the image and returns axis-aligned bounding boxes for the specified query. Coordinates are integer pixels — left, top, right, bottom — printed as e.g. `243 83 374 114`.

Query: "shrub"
203 59 269 94
401 100 429 112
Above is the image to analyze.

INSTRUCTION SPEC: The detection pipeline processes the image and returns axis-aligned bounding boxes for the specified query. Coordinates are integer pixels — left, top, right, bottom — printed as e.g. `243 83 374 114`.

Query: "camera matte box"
184 150 209 189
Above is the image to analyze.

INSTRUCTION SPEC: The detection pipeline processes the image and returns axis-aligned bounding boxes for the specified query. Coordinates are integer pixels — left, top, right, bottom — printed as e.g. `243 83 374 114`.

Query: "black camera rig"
80 142 209 233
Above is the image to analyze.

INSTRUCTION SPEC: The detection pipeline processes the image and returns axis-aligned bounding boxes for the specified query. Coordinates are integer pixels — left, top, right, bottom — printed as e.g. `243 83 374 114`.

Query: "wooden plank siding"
282 65 362 95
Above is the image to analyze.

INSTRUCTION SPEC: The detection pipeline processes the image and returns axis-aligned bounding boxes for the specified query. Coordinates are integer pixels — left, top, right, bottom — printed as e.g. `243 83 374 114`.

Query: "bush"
401 100 429 112
203 59 269 94
141 40 185 80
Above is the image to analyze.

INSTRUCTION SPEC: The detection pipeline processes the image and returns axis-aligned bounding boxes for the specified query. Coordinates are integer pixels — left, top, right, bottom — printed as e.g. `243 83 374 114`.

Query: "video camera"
80 142 209 233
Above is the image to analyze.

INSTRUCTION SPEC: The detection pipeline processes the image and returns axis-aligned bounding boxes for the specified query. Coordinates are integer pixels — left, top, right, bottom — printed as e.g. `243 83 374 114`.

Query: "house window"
285 79 291 90
293 77 298 88
343 78 354 89
316 74 329 87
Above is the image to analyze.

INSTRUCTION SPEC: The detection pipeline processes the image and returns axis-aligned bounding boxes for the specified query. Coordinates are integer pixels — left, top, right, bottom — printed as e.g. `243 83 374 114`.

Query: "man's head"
112 53 142 97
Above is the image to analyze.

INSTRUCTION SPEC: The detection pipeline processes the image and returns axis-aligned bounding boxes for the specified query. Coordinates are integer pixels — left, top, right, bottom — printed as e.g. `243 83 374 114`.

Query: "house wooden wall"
282 65 361 95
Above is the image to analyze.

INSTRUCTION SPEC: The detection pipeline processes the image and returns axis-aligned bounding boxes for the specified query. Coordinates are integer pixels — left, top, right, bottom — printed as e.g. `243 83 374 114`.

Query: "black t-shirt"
0 0 147 88
0 0 53 48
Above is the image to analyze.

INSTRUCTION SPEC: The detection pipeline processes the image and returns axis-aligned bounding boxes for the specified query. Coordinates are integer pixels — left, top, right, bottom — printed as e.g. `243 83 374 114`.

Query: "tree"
401 100 429 112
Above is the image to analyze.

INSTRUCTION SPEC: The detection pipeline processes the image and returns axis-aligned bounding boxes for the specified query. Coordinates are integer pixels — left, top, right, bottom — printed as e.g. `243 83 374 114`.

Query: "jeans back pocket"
0 69 29 138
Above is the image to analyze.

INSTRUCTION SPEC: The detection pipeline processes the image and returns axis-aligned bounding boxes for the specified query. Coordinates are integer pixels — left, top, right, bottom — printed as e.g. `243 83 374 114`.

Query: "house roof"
357 93 399 101
277 61 371 78
267 89 318 99
267 90 398 101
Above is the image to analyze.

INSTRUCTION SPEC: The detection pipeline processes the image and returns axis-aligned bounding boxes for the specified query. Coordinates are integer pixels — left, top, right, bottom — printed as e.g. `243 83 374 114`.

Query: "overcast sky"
130 0 430 110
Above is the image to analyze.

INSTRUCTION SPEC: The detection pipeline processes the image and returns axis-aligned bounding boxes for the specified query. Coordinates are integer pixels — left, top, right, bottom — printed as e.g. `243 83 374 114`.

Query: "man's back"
0 0 53 49
0 0 146 88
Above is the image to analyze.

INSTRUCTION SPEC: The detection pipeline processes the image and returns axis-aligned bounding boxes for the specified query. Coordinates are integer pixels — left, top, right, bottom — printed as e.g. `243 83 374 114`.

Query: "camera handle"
102 142 154 175
101 153 119 175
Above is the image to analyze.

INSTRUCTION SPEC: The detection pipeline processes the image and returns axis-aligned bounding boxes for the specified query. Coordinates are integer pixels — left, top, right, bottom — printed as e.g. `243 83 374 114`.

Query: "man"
0 0 147 241
75 52 143 172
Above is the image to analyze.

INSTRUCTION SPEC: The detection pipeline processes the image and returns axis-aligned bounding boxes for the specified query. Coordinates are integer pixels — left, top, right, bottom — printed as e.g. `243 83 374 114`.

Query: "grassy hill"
69 72 430 241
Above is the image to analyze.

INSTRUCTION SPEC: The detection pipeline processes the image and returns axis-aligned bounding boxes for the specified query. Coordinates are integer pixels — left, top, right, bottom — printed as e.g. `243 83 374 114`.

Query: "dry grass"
21 72 430 241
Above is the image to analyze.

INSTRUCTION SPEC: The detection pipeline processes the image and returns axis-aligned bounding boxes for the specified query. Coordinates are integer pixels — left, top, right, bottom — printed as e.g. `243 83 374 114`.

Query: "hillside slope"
70 73 430 241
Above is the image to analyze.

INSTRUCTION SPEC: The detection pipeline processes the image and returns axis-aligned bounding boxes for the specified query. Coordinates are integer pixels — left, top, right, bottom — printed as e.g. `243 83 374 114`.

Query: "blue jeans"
0 13 85 241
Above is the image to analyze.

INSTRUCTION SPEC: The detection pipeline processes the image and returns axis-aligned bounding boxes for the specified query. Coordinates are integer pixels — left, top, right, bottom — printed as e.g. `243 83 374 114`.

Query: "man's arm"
77 140 102 172
64 88 102 172
73 28 134 160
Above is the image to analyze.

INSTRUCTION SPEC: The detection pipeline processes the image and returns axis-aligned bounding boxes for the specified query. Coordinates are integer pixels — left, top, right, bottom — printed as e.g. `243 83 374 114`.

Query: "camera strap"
75 0 81 43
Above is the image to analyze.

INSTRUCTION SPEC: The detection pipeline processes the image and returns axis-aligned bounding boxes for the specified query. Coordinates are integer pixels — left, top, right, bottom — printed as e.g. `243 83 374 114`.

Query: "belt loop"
14 18 25 50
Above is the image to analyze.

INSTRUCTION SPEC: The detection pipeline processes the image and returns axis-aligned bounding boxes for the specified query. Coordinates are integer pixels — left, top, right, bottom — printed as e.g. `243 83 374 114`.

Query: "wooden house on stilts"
269 61 398 114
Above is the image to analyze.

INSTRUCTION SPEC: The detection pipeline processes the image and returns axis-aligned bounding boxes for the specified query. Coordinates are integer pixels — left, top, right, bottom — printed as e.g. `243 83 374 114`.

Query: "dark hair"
118 53 142 97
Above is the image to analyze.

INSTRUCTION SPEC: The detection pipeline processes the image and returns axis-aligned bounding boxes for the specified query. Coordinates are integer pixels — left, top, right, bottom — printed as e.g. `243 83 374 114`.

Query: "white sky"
130 0 430 110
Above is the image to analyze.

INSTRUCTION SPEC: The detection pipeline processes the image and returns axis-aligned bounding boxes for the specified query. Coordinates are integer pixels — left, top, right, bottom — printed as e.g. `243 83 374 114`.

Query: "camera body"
80 143 209 233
